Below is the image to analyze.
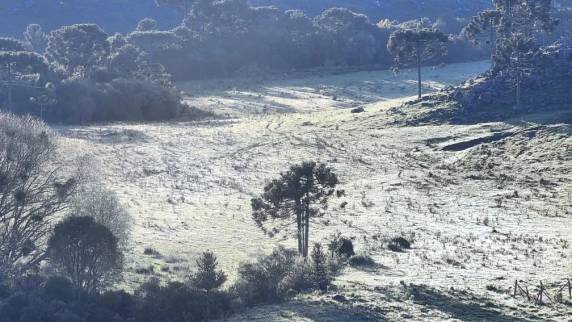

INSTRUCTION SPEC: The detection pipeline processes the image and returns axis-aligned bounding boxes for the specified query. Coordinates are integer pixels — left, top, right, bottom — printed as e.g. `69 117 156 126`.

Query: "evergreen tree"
45 24 110 79
387 27 448 99
464 0 558 106
252 161 340 258
0 51 48 111
189 251 227 292
464 0 558 72
23 24 48 53
311 243 330 291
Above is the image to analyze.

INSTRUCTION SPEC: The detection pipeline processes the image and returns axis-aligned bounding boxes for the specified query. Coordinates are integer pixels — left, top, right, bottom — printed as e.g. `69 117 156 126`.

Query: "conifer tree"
464 0 558 106
464 0 558 72
189 251 227 292
252 162 340 258
387 28 448 99
311 243 330 291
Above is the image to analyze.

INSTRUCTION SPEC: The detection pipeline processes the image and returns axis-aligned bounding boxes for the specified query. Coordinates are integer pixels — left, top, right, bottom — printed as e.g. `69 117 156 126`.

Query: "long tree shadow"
218 299 384 322
406 284 546 322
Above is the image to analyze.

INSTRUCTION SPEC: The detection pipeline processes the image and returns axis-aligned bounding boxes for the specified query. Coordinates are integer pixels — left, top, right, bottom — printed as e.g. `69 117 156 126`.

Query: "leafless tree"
0 114 77 279
69 185 131 247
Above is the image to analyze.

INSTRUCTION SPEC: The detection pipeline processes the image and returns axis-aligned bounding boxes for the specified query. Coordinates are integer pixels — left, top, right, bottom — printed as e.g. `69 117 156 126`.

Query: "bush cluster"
1 25 187 124
233 244 340 305
0 115 351 322
0 244 343 322
52 78 183 123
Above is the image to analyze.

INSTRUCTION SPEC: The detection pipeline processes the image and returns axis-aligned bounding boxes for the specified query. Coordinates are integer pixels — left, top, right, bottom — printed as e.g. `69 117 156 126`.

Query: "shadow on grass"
218 299 384 322
349 262 390 273
407 284 546 322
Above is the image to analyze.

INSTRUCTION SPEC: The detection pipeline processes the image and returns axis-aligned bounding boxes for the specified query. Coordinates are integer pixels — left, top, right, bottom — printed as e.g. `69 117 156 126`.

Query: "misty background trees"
5 0 567 121
0 23 182 123
0 0 492 39
459 0 564 108
0 0 495 122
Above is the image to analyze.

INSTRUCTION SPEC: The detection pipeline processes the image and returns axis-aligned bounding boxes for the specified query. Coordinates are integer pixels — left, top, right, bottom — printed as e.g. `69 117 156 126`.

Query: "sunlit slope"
59 60 572 320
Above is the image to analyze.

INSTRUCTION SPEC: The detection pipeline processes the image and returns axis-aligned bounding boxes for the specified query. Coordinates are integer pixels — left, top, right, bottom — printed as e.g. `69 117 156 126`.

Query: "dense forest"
0 0 491 37
1 0 571 123
0 0 498 124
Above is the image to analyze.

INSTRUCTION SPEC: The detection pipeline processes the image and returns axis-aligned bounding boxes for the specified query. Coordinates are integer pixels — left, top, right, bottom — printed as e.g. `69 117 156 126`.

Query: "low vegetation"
348 254 376 268
0 113 355 321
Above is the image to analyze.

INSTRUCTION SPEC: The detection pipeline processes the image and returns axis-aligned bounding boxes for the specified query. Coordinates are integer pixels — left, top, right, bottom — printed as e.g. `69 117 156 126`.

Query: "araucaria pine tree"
463 0 558 106
252 162 340 258
387 27 448 99
464 0 558 71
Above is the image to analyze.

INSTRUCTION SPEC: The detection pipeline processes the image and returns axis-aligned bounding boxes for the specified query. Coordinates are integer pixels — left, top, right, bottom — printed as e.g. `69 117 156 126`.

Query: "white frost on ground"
58 60 572 321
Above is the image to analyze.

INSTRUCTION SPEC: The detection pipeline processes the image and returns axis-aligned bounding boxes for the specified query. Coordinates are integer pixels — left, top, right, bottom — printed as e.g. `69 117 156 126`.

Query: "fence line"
513 279 572 305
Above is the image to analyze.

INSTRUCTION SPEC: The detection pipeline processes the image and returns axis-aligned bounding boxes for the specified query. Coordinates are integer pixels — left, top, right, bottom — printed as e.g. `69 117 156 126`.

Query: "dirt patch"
442 132 514 151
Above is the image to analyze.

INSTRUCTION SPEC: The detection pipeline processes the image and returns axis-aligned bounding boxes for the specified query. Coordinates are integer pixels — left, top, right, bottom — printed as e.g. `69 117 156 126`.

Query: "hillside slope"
58 61 572 320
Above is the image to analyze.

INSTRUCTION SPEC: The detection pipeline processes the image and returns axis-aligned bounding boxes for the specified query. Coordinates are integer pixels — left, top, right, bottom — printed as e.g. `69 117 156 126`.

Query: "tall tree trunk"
300 219 305 256
516 69 521 107
416 42 422 99
7 63 12 112
304 210 309 258
295 201 302 255
7 85 12 113
490 17 496 69
303 193 311 258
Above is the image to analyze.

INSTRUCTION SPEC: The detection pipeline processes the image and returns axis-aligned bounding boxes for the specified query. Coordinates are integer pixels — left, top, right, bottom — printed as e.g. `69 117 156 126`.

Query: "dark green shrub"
47 216 123 294
328 233 355 258
349 255 376 267
311 243 331 291
11 297 55 322
279 259 314 294
135 279 232 322
189 251 227 292
52 79 184 124
54 311 86 322
0 292 29 322
0 278 9 300
233 247 297 304
233 245 339 304
98 290 136 320
388 237 412 252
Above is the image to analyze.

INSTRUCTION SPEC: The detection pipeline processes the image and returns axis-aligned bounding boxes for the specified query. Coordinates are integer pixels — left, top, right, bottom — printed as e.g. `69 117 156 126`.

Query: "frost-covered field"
58 61 572 321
